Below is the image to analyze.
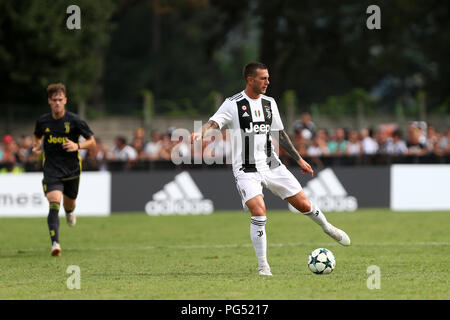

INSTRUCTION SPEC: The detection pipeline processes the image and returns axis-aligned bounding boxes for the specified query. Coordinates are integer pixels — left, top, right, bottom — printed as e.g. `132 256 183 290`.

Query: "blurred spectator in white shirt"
307 130 329 157
144 130 162 161
360 128 379 155
307 138 323 157
385 129 408 155
109 136 138 161
346 130 362 156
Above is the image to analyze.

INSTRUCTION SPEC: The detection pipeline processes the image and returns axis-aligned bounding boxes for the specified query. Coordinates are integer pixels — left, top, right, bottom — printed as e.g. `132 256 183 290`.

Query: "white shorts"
234 164 303 209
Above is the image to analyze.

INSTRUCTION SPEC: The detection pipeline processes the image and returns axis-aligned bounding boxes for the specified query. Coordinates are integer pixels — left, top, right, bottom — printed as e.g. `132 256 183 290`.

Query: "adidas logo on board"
145 172 214 216
289 168 358 212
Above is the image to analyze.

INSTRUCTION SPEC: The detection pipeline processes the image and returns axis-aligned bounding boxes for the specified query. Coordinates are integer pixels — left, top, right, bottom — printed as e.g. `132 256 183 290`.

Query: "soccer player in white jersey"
191 62 350 276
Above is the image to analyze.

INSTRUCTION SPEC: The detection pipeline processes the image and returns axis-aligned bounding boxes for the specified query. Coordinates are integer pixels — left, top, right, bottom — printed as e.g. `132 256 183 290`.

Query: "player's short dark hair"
243 62 268 80
47 83 66 98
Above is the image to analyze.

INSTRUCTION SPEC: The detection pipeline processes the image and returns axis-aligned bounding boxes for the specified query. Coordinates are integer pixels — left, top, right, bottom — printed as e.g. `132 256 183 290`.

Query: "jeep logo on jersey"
289 168 358 212
145 172 214 216
47 135 68 144
244 122 271 134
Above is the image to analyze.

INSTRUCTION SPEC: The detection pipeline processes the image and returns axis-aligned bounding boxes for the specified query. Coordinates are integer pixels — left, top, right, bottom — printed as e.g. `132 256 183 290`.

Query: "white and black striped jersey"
209 90 284 176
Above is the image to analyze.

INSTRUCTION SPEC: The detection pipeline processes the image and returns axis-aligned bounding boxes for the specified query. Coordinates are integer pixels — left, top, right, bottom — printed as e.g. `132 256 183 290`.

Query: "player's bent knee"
63 201 76 212
298 196 311 213
250 207 266 216
46 192 62 204
247 203 266 216
286 193 311 213
246 197 266 216
64 205 75 213
248 203 266 216
63 199 76 213
299 201 311 213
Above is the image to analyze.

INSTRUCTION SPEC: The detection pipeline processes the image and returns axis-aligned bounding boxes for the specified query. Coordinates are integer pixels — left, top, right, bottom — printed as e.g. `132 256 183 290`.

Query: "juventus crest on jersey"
210 90 284 176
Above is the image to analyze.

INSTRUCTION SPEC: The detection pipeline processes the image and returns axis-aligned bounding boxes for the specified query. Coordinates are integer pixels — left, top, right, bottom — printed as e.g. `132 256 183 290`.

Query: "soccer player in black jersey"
32 83 96 257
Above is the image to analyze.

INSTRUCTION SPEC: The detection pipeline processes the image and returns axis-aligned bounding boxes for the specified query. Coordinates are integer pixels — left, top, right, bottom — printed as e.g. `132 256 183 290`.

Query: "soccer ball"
307 248 336 274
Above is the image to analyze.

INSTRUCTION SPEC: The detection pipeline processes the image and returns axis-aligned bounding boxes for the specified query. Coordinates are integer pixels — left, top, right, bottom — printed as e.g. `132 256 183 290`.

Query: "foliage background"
1 0 449 120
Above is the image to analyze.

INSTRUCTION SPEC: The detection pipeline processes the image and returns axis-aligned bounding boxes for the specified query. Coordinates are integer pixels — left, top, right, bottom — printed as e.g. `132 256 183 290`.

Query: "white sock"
302 201 331 231
250 216 268 267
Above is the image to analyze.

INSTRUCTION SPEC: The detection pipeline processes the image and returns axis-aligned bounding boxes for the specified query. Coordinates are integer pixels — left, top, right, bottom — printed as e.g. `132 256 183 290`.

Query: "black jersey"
34 111 93 179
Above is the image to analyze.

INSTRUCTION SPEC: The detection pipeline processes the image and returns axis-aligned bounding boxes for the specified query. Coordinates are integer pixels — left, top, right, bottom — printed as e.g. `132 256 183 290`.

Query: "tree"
103 0 253 115
255 0 450 113
0 0 115 121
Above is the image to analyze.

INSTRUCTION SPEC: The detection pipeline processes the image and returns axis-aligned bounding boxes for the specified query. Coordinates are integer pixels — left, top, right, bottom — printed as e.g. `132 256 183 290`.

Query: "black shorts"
42 176 80 200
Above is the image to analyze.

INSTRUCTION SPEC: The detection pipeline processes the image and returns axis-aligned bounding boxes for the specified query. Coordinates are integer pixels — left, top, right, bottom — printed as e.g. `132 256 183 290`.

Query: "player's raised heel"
324 224 351 246
51 241 61 257
258 264 273 276
66 212 76 227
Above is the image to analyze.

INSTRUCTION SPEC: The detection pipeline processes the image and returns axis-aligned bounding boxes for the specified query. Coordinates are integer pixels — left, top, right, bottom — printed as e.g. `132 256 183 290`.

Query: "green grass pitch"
0 209 449 300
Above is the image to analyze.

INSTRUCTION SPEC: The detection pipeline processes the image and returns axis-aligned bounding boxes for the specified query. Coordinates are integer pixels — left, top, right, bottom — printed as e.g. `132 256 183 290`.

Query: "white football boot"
51 241 61 257
324 223 351 246
66 212 76 227
258 264 273 276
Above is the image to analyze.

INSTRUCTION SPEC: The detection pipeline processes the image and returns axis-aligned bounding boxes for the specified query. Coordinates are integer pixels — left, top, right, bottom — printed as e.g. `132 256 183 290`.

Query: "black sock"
48 202 60 244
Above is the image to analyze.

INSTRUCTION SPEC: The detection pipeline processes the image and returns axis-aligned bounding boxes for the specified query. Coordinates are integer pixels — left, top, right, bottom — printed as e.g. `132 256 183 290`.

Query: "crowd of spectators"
284 113 449 167
1 114 449 172
0 134 34 173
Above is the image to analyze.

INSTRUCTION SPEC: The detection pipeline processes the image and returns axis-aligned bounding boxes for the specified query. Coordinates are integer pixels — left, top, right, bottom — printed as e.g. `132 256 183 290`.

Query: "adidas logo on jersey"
244 122 271 134
145 172 214 215
289 168 358 212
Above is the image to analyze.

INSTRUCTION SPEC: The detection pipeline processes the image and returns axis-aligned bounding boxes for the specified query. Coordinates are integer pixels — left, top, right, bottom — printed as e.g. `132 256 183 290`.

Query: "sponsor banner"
391 164 450 211
0 172 111 217
146 171 214 215
111 167 390 214
288 168 358 212
286 167 390 212
111 171 224 215
290 166 391 211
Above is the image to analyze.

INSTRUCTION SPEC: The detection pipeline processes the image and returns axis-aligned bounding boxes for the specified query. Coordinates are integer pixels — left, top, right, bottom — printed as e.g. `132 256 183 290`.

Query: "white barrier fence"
390 164 450 211
0 172 111 217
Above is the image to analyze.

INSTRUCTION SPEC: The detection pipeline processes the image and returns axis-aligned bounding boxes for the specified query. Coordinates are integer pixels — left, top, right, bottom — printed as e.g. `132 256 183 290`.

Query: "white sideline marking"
3 241 449 254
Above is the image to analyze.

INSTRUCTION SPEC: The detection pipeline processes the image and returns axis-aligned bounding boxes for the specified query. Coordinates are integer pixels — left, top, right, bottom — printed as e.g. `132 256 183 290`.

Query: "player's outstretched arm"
190 120 220 143
63 136 96 152
277 130 314 177
79 136 96 150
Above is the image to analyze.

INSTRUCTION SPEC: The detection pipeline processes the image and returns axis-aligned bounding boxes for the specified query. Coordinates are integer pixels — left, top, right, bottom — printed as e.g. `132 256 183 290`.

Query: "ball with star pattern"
307 248 336 274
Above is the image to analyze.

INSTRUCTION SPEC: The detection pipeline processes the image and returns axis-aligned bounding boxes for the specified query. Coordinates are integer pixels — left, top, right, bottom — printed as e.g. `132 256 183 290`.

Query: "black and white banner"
2 164 449 217
111 167 391 214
